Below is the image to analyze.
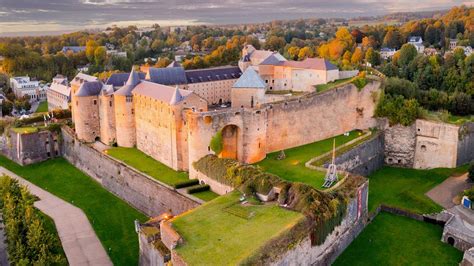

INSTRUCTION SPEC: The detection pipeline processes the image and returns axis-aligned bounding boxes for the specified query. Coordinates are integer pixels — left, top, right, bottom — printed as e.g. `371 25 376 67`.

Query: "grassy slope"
334 212 463 266
35 101 48 113
0 156 147 266
315 78 352 92
190 190 219 201
257 131 362 188
106 147 189 186
172 191 304 265
368 166 468 214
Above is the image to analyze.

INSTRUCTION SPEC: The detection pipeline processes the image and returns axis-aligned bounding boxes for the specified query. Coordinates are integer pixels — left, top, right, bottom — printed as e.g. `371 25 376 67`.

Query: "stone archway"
221 125 239 160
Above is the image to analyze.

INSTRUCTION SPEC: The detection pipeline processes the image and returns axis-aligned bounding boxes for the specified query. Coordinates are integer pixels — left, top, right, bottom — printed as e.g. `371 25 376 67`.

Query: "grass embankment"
423 110 474 126
11 126 41 134
172 191 304 265
334 212 463 265
315 77 352 92
368 166 468 214
0 156 147 266
106 147 189 187
191 190 219 201
35 101 48 113
256 130 363 188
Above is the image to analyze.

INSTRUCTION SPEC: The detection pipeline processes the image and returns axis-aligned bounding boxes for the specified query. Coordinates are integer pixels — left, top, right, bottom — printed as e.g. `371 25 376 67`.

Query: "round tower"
114 69 140 147
74 81 102 142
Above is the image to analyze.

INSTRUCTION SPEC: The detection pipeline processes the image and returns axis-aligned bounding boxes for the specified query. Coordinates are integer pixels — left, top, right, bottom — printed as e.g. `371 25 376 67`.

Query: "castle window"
109 101 112 107
93 100 97 105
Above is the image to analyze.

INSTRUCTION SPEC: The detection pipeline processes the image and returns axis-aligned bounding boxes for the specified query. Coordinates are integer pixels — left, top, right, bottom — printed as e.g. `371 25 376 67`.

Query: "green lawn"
35 101 48 113
106 147 189 187
315 78 352 92
172 191 304 265
256 130 363 188
368 166 468 214
11 127 40 134
334 212 463 266
0 156 147 266
190 190 219 201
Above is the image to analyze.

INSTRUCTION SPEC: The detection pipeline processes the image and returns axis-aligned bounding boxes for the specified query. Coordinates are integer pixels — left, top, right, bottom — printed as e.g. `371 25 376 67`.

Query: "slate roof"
167 61 182 68
409 36 422 43
261 57 337 71
233 68 266 89
147 67 187 85
115 69 142 96
76 81 103 97
106 72 145 87
185 66 241 83
61 46 86 54
259 54 286 65
49 81 71 97
132 81 192 104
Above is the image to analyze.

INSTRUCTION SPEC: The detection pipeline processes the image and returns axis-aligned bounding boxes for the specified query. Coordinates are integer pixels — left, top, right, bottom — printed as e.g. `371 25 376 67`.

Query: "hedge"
187 184 211 194
173 179 200 189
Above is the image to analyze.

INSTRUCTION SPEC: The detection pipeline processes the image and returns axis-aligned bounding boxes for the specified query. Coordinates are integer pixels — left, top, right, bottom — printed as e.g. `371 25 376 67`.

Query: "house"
61 46 86 54
424 47 439 56
47 75 71 111
454 46 473 56
380 48 397 59
10 76 47 102
449 39 458 50
408 36 425 53
106 50 127 58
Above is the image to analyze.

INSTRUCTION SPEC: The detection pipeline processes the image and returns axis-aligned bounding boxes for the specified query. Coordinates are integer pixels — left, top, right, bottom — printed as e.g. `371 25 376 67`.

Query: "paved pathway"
426 173 471 209
0 167 112 266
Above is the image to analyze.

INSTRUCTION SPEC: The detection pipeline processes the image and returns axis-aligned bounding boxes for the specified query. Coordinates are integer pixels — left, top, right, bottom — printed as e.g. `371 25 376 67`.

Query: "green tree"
383 29 402 49
398 44 418 67
365 48 381 66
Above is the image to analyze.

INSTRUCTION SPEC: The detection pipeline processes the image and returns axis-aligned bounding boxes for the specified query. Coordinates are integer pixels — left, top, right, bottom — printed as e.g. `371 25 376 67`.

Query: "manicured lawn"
35 101 48 113
11 127 39 134
106 147 189 187
0 156 147 266
256 130 363 188
368 166 468 214
315 77 352 92
172 191 304 265
190 190 219 201
334 212 463 265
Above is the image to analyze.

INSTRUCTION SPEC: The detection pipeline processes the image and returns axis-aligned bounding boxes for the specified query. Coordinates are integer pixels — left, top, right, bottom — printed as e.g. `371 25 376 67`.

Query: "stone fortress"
70 45 370 172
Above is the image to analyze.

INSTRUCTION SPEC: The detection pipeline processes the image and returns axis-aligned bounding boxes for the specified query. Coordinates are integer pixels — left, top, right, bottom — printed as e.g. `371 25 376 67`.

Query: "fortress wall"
333 132 385 177
61 127 200 217
271 180 369 266
383 123 417 168
413 119 459 169
457 122 474 166
98 94 116 145
264 82 379 153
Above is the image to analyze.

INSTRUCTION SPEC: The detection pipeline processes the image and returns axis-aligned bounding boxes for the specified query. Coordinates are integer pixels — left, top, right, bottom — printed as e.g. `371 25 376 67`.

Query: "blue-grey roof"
61 46 86 53
167 61 182 68
185 66 241 83
169 86 184 105
115 70 141 96
76 81 103 97
259 54 286 66
106 72 146 87
233 68 266 89
147 67 187 85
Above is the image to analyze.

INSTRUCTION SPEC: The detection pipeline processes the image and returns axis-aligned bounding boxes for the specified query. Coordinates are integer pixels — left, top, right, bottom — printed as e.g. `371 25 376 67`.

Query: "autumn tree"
351 48 363 65
85 40 98 62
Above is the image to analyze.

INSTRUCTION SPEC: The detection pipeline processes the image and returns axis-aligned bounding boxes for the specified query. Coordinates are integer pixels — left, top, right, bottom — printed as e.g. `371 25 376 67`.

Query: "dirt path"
0 167 112 266
426 173 471 209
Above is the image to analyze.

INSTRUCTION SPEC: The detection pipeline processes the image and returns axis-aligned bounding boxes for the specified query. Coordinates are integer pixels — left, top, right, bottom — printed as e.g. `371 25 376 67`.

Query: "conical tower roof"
232 67 266 89
170 86 184 105
115 68 141 96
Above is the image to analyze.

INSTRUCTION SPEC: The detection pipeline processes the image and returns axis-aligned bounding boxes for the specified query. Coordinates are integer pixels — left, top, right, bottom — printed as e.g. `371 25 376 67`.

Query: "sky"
0 0 472 36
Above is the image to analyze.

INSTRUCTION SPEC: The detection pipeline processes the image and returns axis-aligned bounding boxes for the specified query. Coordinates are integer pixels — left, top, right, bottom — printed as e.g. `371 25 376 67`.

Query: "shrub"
187 184 210 194
469 162 474 182
210 130 223 155
352 77 367 90
464 186 474 201
375 94 421 126
173 179 199 189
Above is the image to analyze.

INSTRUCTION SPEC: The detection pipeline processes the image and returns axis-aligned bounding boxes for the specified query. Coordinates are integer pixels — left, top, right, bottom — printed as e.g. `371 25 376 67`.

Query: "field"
35 101 48 113
368 166 468 214
106 147 189 187
0 156 147 266
172 191 304 265
256 130 363 188
334 212 463 265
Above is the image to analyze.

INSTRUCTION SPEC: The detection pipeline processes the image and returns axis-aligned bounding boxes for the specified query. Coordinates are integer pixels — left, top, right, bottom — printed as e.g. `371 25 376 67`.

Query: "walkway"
426 173 471 209
0 167 112 266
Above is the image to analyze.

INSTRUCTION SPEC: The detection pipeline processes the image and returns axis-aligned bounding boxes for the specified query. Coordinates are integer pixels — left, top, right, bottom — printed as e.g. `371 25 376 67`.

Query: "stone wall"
383 123 416 168
271 180 369 265
339 70 359 79
61 127 200 217
334 132 385 177
457 122 474 166
1 129 61 166
189 166 234 195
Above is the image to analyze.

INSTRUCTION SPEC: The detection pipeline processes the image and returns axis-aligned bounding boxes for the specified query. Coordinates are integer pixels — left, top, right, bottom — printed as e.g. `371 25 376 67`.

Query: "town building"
47 75 71 111
449 39 458 50
380 47 397 59
61 46 86 54
407 36 425 53
10 76 47 102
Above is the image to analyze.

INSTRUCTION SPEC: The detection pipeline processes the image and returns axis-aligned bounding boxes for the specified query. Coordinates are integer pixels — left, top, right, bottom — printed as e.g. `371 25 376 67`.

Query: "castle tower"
70 73 99 123
231 67 266 108
114 69 140 147
74 81 103 142
99 85 116 145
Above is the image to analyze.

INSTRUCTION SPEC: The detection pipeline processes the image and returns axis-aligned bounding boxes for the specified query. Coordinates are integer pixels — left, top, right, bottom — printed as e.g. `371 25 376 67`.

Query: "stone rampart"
189 166 233 195
61 127 200 217
457 122 474 166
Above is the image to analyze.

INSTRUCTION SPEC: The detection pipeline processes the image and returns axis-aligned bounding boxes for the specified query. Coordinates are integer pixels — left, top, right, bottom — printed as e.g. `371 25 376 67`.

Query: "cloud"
0 0 471 36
